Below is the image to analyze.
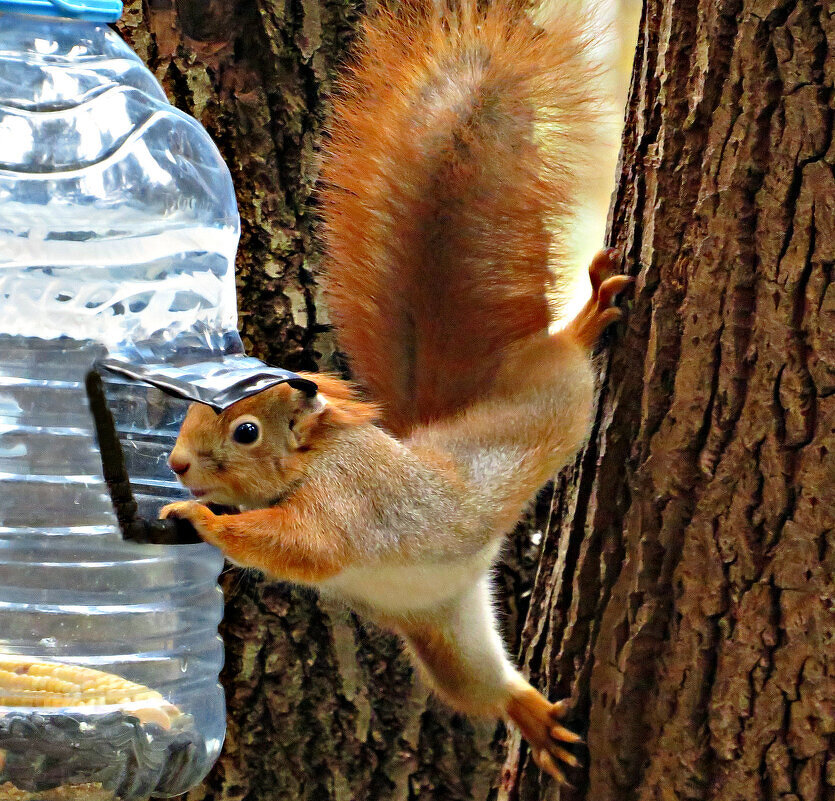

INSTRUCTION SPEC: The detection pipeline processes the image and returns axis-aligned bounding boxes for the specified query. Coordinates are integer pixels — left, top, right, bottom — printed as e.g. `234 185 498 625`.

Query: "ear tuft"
290 392 330 447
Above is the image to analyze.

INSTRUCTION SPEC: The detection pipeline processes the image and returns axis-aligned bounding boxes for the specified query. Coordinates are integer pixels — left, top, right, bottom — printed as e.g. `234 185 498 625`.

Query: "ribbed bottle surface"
0 13 237 798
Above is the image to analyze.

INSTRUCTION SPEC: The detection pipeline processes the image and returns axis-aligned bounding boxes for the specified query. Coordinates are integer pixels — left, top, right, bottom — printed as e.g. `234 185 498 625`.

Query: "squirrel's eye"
232 421 260 445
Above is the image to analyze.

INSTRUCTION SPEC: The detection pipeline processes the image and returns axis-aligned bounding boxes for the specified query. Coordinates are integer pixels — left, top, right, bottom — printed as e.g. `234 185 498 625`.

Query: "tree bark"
116 2 541 798
503 0 835 799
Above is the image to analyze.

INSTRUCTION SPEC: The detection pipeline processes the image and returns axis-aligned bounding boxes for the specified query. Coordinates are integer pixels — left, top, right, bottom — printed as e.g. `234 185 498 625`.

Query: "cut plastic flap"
99 355 318 412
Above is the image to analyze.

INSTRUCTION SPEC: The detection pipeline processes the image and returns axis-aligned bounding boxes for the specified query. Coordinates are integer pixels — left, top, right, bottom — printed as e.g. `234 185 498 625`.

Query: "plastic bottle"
0 1 236 796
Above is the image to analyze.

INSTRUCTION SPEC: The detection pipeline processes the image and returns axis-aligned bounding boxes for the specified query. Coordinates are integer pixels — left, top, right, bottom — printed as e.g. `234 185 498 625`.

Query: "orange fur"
396 616 505 717
166 377 377 510
320 0 601 436
301 372 379 427
162 500 347 583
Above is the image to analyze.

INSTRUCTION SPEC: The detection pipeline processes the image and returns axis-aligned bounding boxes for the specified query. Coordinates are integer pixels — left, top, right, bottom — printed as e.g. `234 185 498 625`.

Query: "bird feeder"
0 2 310 797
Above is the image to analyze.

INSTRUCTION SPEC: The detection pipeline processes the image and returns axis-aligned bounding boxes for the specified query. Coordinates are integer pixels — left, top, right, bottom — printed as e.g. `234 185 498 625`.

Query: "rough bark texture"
503 0 835 799
115 2 541 799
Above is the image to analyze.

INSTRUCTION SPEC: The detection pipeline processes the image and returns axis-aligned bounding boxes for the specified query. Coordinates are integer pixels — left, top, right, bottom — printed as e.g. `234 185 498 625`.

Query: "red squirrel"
161 0 630 782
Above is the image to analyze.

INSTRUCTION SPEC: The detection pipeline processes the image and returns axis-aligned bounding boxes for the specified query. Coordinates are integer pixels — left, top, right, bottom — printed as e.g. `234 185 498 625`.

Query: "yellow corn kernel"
0 657 177 726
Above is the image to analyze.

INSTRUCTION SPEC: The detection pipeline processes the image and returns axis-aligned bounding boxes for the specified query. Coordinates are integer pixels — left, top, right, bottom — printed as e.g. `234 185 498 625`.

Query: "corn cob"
0 658 178 729
0 781 115 801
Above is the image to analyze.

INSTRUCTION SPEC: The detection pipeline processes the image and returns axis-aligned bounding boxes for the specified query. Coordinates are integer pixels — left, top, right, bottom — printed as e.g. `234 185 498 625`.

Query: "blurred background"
559 0 642 322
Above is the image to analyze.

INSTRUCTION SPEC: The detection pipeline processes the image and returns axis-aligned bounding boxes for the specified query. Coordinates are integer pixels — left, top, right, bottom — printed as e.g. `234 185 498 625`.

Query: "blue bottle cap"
0 0 122 21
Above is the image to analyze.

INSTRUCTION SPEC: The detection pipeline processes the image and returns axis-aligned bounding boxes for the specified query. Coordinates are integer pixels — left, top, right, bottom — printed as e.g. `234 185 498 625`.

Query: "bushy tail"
319 0 602 436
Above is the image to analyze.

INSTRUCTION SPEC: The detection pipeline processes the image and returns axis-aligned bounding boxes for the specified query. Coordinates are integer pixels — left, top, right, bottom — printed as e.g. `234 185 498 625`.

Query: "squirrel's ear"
288 391 328 448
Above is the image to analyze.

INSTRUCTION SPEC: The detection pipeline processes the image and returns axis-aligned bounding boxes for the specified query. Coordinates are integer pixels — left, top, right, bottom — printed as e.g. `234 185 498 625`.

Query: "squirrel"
160 0 631 783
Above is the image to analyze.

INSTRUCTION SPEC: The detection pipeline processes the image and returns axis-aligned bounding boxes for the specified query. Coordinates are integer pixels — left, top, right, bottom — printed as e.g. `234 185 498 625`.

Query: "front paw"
159 501 216 541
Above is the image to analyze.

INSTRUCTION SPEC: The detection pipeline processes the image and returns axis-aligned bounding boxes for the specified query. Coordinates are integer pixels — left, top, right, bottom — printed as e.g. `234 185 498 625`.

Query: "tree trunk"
503 0 835 799
116 2 541 798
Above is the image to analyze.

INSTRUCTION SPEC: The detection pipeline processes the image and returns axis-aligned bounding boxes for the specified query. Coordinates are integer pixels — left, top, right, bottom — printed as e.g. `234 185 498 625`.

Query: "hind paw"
505 683 583 785
565 248 632 350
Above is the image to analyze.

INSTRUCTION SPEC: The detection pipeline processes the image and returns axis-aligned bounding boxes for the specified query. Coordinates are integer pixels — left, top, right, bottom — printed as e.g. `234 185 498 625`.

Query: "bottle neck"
0 9 92 23
0 0 121 23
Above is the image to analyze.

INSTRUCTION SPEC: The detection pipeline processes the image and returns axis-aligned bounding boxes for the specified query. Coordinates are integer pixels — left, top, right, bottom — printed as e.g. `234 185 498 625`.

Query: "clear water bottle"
0 0 237 796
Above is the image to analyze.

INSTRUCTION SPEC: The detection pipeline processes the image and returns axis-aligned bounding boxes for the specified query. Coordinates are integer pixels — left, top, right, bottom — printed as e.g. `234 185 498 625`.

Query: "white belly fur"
321 542 502 615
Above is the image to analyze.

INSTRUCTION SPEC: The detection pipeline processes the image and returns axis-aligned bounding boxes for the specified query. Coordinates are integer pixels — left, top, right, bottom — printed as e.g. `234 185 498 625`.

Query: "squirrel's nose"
168 454 191 476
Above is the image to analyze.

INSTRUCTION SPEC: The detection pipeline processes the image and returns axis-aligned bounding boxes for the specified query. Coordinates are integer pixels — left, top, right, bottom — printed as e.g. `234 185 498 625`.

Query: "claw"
563 248 631 349
551 723 583 744
597 274 633 308
596 306 624 328
589 247 620 290
160 501 192 520
552 744 581 768
550 698 570 719
537 750 570 785
505 682 583 783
